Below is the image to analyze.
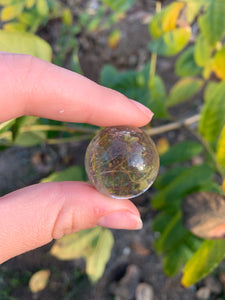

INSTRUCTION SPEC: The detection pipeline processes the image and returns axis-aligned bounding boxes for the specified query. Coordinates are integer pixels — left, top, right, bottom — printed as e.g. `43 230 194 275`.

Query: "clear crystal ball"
85 126 159 199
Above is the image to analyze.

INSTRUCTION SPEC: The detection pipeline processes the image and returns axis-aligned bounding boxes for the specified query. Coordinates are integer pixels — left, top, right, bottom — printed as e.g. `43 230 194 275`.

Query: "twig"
149 1 161 79
146 114 200 136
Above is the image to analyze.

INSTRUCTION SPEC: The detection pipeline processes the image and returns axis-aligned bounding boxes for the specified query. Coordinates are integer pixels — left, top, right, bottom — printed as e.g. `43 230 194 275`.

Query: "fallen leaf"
156 137 170 155
182 192 225 239
29 269 50 293
131 241 150 256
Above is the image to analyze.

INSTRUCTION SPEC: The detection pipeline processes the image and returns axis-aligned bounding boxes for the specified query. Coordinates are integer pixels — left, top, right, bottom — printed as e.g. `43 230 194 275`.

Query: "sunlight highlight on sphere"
85 126 159 199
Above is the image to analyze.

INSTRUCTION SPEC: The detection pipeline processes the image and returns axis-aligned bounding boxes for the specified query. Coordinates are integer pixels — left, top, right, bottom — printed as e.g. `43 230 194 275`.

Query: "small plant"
147 0 225 287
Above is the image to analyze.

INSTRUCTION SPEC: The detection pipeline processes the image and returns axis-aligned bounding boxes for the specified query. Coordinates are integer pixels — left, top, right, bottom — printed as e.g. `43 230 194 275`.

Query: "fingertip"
130 99 154 122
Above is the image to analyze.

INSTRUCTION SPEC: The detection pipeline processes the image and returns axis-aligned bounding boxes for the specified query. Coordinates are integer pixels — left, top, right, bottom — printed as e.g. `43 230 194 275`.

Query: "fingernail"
97 211 143 230
130 99 154 119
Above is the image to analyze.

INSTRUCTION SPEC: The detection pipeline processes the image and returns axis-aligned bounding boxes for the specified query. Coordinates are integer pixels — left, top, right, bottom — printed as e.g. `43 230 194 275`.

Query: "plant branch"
146 114 200 136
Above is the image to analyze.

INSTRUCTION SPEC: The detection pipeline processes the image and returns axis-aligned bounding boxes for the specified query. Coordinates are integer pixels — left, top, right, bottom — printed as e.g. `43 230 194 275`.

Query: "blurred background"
1 0 225 299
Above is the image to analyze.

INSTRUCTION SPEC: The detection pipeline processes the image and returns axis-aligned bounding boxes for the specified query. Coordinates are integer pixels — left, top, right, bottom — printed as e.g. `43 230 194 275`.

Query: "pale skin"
0 53 153 264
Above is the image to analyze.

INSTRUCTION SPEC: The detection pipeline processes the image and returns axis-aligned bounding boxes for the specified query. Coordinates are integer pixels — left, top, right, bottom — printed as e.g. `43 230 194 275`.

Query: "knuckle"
50 184 80 240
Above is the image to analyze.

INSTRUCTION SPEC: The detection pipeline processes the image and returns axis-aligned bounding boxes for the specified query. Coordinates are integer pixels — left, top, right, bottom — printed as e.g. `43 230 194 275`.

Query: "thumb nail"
97 211 143 230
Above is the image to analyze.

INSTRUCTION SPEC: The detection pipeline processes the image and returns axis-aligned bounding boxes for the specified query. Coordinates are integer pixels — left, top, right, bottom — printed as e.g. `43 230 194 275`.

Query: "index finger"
0 53 153 126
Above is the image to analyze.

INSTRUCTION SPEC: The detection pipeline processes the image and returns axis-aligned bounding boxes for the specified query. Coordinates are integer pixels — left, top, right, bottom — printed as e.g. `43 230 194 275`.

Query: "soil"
0 1 218 300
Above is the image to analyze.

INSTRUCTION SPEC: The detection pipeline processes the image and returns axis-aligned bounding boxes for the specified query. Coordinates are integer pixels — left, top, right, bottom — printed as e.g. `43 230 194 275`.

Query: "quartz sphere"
85 126 159 199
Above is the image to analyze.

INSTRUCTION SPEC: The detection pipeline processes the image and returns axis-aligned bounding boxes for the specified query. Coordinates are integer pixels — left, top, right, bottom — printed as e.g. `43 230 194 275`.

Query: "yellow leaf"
0 30 52 62
62 7 73 26
86 229 114 282
212 46 225 79
222 180 225 194
156 137 170 155
29 269 50 293
36 0 49 16
217 125 225 167
25 0 35 9
202 59 213 80
50 227 102 260
162 2 185 32
108 29 121 49
150 2 185 39
1 3 24 21
3 21 26 31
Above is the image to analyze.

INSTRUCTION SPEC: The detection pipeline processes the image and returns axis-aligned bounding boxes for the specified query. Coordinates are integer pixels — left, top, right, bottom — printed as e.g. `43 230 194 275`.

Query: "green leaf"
152 164 213 210
100 64 150 107
11 116 38 141
154 166 187 189
175 46 202 77
149 28 191 57
212 45 225 80
1 2 24 21
163 244 193 276
160 140 203 166
101 0 135 12
148 75 168 118
194 34 212 67
87 17 101 32
0 0 20 4
204 81 220 102
41 166 85 183
154 212 189 254
18 11 36 26
0 119 15 135
152 212 173 234
199 0 225 45
14 131 46 146
0 30 52 61
167 77 203 107
86 229 114 282
199 80 225 143
149 2 185 39
163 233 202 276
100 64 118 87
11 116 45 146
217 125 225 167
182 240 225 287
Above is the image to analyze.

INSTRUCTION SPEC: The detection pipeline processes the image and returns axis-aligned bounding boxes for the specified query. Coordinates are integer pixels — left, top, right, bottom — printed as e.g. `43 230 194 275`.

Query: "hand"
0 53 153 264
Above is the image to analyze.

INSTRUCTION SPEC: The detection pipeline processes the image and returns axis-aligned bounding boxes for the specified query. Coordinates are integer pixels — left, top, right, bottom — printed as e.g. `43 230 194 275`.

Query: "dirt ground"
0 1 222 299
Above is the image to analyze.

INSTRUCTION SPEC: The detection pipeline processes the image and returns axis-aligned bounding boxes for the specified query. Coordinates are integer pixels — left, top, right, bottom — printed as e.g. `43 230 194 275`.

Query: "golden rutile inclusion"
85 126 159 199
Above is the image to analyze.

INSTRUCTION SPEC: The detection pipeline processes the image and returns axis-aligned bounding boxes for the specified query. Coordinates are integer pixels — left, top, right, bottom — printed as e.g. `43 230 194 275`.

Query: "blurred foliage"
0 0 225 290
148 0 225 287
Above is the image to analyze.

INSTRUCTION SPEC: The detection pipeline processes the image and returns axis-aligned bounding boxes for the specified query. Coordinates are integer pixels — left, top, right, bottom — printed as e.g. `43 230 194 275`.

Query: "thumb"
0 182 142 264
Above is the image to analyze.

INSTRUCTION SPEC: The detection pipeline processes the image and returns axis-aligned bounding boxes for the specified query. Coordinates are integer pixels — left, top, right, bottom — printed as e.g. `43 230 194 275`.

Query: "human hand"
0 53 153 264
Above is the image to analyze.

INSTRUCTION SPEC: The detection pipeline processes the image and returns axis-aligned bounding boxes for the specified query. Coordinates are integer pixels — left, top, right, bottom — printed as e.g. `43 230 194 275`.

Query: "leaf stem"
45 134 93 145
0 124 97 140
149 1 161 79
149 52 157 79
185 127 225 180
